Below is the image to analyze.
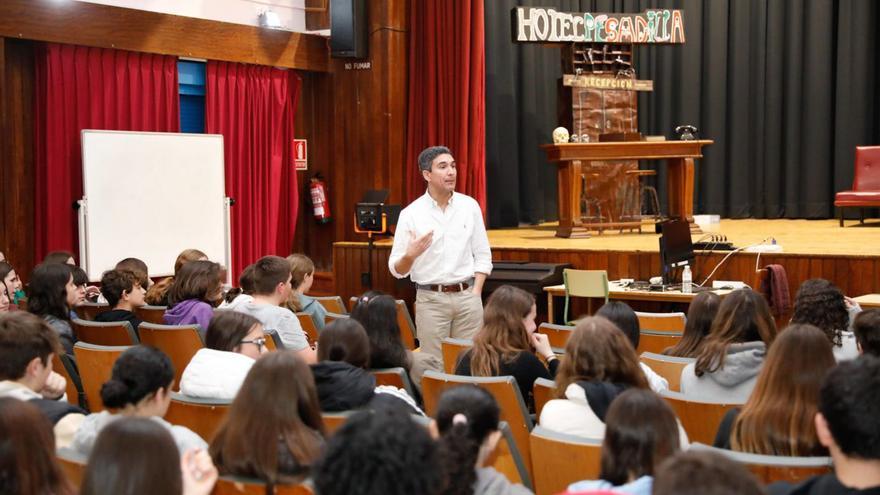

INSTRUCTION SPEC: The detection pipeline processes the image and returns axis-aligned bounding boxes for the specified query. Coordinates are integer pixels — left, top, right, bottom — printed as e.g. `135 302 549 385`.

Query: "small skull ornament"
552 127 570 144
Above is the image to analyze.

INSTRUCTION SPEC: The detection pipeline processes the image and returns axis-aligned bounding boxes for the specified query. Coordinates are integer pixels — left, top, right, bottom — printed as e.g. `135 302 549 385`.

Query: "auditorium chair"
635 311 686 332
421 371 535 477
532 377 557 419
689 443 833 484
562 269 609 323
56 447 88 488
76 301 111 321
529 426 602 495
72 342 132 412
370 367 417 401
135 304 168 325
164 393 231 442
263 329 283 351
350 296 418 350
835 145 880 226
71 318 139 346
639 352 694 392
314 296 347 315
440 337 472 373
295 312 319 344
138 322 204 391
323 312 348 325
212 476 312 495
660 390 742 445
321 410 353 435
536 322 575 349
637 330 683 355
52 352 86 409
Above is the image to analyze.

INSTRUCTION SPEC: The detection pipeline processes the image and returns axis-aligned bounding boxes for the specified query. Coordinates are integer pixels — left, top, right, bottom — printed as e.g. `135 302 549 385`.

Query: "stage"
332 219 880 319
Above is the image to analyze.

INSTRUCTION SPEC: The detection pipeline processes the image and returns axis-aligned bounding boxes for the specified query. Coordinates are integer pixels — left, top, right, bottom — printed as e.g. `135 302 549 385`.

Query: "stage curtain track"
206 62 301 277
485 0 880 226
34 43 180 261
405 0 486 211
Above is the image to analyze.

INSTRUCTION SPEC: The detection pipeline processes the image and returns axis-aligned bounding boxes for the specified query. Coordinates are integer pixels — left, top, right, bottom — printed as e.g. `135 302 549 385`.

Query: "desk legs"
666 157 702 233
556 160 591 238
547 292 555 324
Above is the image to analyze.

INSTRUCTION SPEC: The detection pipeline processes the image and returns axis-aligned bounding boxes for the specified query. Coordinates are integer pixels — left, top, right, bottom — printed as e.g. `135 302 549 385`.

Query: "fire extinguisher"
310 174 332 224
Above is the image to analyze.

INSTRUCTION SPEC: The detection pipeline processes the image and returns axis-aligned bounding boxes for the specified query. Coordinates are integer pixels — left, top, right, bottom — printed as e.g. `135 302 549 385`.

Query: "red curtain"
34 44 180 262
405 0 486 211
205 62 301 277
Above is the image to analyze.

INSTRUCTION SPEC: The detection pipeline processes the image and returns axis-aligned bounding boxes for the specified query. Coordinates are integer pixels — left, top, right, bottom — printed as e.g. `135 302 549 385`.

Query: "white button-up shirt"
388 191 492 285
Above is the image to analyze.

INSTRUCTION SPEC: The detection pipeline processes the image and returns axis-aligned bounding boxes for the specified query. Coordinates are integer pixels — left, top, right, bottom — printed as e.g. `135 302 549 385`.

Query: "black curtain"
485 0 880 227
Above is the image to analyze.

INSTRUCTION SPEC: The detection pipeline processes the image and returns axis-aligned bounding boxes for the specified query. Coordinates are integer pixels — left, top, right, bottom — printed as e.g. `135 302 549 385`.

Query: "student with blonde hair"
284 253 327 331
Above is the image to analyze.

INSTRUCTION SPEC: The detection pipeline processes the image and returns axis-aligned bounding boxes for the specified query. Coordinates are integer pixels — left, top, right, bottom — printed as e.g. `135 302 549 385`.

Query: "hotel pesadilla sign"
512 7 685 44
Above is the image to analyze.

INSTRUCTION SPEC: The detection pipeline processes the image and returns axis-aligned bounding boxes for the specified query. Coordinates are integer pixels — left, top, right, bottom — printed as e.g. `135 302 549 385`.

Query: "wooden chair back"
637 330 683 355
529 426 602 495
56 447 88 488
440 337 472 374
370 367 417 400
639 352 694 392
350 296 418 350
164 393 232 442
212 476 312 495
52 353 85 409
138 322 204 391
532 377 557 419
689 443 833 485
537 323 575 349
76 302 111 321
135 304 168 325
323 312 348 325
314 296 347 315
263 329 282 351
421 371 534 476
321 411 353 435
635 311 687 333
661 390 742 445
295 312 319 344
72 318 139 346
489 422 533 490
72 342 131 412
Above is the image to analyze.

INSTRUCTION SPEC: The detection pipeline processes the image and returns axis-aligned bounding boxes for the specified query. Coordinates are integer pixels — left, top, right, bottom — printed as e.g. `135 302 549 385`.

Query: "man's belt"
415 282 471 293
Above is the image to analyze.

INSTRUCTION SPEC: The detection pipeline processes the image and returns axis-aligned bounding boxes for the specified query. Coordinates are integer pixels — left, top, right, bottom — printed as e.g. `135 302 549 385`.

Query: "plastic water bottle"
682 265 692 294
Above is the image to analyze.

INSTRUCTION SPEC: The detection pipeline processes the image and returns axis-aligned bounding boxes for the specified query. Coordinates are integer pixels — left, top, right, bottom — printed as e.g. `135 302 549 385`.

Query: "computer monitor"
659 218 694 284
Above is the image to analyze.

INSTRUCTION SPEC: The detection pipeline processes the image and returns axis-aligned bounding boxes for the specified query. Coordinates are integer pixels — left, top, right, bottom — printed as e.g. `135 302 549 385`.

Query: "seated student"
854 309 880 357
566 389 681 495
180 311 266 399
218 264 255 310
0 280 9 313
163 260 224 331
313 408 442 495
43 250 76 266
713 324 835 455
71 345 207 456
652 450 765 495
210 351 324 484
0 397 76 495
70 265 100 304
680 289 778 403
769 356 880 495
285 253 327 331
232 255 316 363
595 301 669 392
663 291 721 358
94 269 146 335
81 417 217 495
0 312 86 447
352 291 442 390
146 248 208 306
311 318 422 414
539 317 649 440
26 262 83 355
115 257 152 289
791 278 860 361
434 385 532 495
0 260 26 307
454 285 556 409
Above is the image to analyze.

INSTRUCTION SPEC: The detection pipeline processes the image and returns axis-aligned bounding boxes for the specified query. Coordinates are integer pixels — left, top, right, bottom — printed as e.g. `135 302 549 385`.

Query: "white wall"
74 0 315 33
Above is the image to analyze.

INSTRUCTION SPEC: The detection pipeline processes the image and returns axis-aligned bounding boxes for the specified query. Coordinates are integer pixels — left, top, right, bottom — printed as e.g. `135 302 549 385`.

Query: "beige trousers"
415 289 484 360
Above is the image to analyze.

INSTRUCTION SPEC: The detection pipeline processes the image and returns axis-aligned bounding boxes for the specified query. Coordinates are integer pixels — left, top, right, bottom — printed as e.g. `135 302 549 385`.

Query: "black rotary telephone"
675 125 698 141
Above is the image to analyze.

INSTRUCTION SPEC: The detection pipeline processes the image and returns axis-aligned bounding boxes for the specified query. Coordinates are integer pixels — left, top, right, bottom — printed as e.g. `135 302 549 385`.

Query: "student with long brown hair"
663 291 721 358
284 253 327 331
539 317 649 439
680 289 778 403
713 324 835 455
163 260 224 331
454 285 557 409
210 351 325 484
0 397 75 495
146 248 208 306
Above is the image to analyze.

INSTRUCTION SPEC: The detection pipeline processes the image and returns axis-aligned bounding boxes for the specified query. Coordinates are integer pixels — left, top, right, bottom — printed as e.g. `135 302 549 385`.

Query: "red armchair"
835 146 880 226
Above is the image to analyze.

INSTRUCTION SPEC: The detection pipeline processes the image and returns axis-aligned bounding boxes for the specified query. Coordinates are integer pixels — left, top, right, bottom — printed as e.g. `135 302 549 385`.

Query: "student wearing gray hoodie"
679 289 778 403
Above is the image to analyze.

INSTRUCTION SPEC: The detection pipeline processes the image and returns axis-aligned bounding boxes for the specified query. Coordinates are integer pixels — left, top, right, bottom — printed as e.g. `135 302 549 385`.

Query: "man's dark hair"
819 355 880 459
251 256 291 296
100 270 139 308
853 309 880 357
417 146 452 173
653 450 765 495
313 409 441 495
0 312 62 381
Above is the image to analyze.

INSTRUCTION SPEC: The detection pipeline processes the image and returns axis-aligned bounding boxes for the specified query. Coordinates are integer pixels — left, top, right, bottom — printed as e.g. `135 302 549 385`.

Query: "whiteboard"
79 130 231 282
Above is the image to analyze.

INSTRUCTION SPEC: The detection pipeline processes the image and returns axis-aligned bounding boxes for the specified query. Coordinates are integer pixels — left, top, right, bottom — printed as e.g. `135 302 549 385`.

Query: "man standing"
389 146 492 359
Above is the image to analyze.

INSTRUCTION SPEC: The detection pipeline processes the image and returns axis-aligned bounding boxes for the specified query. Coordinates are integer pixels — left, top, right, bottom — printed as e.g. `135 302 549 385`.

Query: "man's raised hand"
405 229 434 259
